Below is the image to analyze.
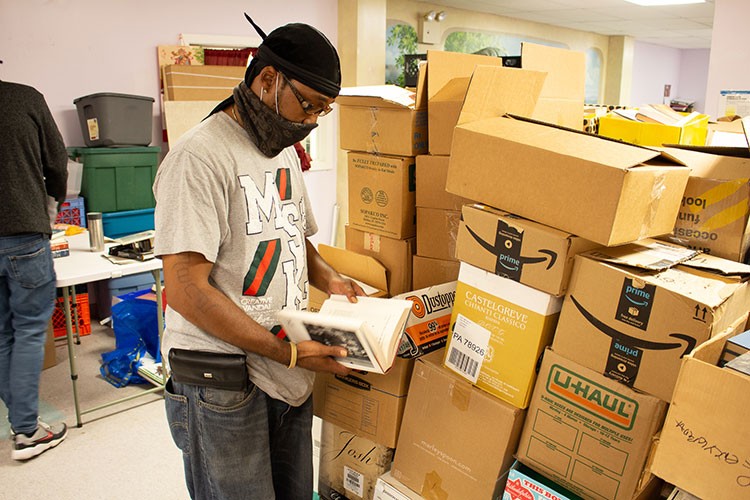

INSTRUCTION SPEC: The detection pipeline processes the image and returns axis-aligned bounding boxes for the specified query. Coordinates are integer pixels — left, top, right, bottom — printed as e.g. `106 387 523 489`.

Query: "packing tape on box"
693 179 749 232
420 471 448 500
368 107 381 154
449 379 471 412
640 172 668 241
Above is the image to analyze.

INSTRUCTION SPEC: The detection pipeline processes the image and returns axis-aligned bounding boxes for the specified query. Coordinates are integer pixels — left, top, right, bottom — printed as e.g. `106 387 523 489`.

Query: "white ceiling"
428 0 714 49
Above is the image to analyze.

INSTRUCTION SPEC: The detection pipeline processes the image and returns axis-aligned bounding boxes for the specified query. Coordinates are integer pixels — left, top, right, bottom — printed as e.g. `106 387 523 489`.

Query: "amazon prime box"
552 239 750 402
456 204 598 296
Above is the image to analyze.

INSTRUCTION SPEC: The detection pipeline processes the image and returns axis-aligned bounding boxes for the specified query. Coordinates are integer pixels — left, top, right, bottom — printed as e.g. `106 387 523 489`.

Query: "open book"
276 295 413 373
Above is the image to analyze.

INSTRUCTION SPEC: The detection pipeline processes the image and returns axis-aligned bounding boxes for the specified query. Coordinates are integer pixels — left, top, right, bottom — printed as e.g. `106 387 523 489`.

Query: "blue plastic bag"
100 344 149 387
100 293 161 387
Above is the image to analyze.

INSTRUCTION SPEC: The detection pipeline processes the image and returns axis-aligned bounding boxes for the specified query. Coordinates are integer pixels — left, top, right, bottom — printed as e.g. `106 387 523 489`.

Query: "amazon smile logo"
465 223 557 280
570 295 697 357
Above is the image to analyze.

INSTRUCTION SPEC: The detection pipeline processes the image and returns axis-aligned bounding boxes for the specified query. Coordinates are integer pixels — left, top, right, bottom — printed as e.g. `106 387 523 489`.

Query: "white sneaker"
11 420 67 460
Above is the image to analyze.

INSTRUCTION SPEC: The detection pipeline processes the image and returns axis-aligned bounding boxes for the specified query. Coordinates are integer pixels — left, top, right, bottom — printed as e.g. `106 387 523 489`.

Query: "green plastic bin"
67 146 160 213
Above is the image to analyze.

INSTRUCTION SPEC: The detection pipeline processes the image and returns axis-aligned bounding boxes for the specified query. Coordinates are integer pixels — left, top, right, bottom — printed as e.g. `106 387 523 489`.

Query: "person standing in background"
0 75 69 460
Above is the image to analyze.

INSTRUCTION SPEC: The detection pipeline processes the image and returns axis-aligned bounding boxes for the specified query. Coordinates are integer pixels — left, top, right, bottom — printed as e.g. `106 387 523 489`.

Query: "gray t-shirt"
153 112 318 405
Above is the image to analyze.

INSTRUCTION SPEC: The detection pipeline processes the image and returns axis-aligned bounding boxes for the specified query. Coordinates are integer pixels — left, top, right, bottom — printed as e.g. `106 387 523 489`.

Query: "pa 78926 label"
446 313 490 384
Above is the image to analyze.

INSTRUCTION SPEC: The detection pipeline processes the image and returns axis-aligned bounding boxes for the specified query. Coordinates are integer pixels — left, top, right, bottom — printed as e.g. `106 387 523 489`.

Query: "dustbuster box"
347 152 416 240
516 349 667 500
393 281 456 359
456 203 598 297
552 239 750 402
651 315 750 500
444 262 562 408
313 357 414 448
391 352 525 500
318 420 395 500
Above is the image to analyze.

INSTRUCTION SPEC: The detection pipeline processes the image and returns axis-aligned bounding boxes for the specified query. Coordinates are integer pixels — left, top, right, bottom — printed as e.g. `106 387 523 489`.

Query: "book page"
320 296 412 362
276 309 382 372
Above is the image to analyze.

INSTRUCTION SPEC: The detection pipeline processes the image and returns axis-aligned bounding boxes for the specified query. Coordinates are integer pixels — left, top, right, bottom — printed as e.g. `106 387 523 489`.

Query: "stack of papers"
614 104 700 127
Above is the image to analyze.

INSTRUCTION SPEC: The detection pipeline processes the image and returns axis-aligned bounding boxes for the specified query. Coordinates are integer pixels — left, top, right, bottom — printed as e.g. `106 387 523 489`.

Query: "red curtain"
203 47 257 66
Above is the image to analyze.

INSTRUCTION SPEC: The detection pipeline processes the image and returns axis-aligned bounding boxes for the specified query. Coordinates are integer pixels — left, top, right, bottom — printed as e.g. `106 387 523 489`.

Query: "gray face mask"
232 79 317 158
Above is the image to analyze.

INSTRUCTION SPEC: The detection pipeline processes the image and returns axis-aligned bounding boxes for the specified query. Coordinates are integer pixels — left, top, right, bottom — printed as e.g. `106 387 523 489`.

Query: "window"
585 48 603 104
444 30 567 56
385 21 418 86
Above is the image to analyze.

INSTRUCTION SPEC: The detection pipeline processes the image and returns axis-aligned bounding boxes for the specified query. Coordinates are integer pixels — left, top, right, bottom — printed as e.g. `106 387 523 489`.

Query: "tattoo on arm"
172 259 217 315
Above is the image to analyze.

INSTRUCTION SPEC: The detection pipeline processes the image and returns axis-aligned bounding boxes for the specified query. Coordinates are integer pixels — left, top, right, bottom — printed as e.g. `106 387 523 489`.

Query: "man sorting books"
153 14 365 500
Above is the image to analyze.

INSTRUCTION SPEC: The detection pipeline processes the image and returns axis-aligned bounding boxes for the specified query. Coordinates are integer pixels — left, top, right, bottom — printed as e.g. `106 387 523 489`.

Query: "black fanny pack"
168 348 248 391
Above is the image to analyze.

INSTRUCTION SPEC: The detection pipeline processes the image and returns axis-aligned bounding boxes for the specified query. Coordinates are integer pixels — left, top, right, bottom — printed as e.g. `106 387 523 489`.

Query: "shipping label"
445 313 490 384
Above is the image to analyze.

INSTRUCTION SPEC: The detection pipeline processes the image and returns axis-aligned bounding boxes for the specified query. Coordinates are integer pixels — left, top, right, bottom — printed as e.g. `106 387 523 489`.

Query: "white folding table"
54 232 165 427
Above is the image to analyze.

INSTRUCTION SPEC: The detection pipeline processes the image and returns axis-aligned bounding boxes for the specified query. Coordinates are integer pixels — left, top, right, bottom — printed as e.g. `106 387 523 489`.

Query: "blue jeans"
0 233 56 435
165 377 313 500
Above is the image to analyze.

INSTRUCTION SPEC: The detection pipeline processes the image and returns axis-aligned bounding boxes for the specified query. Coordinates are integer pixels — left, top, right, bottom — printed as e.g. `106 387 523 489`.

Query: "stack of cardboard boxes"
337 77 427 299
437 44 750 500
317 43 750 500
316 70 444 500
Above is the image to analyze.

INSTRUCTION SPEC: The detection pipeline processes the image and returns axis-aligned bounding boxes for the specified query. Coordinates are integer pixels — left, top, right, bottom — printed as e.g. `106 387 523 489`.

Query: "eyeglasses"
280 73 333 117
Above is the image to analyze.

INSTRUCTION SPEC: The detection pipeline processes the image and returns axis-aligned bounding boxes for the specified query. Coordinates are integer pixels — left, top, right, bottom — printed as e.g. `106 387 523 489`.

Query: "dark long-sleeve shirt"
1 80 68 236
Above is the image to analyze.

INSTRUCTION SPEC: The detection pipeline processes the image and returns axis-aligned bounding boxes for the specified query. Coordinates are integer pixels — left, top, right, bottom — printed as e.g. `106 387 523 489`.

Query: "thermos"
87 212 104 252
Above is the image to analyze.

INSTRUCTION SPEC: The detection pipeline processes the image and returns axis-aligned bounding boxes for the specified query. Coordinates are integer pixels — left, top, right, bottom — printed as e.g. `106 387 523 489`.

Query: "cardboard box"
516 349 667 500
426 51 503 156
338 72 427 156
519 42 586 131
374 471 423 500
444 262 563 408
720 328 750 366
44 321 57 370
456 204 598 297
552 239 750 402
598 112 709 147
651 314 750 500
391 353 526 500
394 281 456 359
426 43 584 156
446 114 690 246
503 462 584 500
311 244 388 311
163 65 244 101
318 420 395 500
345 226 415 297
661 144 750 262
313 357 414 448
347 152 416 240
415 155 473 210
412 255 459 290
416 207 460 261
